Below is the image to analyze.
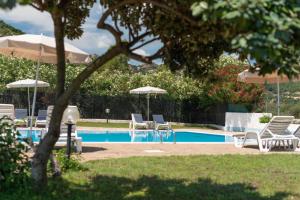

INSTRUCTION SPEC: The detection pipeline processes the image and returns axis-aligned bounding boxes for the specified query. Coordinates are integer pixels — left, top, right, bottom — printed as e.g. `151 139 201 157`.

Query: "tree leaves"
223 11 241 19
191 1 208 16
191 0 300 77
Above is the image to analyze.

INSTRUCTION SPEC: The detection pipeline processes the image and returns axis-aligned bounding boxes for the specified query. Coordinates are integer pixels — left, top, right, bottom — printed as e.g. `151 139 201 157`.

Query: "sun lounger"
14 108 28 124
130 113 148 129
0 104 15 119
152 114 171 130
288 124 300 149
44 105 82 153
234 116 298 152
35 109 47 127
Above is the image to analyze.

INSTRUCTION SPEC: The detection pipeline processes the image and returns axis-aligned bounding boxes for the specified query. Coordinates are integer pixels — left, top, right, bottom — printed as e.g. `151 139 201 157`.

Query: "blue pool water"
18 129 233 143
18 129 42 142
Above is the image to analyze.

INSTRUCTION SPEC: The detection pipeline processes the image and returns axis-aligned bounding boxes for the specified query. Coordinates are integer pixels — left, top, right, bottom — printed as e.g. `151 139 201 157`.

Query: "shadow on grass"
2 175 292 200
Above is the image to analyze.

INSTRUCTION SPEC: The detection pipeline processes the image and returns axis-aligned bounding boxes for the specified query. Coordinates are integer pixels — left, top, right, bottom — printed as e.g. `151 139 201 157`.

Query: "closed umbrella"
238 69 300 115
6 79 49 118
130 86 167 121
0 34 90 130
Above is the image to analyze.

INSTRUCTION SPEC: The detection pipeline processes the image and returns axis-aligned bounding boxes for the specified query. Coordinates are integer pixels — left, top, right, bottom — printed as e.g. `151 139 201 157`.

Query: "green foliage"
0 116 30 189
259 115 271 123
284 104 300 119
54 149 84 172
100 0 300 77
0 0 16 9
0 54 203 100
0 0 31 10
90 65 203 99
62 0 95 40
191 0 300 77
0 54 81 91
214 54 248 68
259 82 300 116
0 20 24 36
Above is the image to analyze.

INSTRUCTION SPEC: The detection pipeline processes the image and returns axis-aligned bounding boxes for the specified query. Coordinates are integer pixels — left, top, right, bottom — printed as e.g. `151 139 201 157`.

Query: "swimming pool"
18 129 233 143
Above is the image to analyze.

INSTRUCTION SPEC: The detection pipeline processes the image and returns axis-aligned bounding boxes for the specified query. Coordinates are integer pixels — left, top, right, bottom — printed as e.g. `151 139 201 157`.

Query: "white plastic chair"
235 116 298 152
152 114 171 130
130 113 148 129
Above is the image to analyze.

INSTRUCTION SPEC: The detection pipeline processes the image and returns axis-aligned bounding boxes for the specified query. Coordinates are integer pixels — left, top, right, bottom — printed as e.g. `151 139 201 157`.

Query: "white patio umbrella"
238 69 300 115
0 34 91 130
130 86 167 121
6 79 49 117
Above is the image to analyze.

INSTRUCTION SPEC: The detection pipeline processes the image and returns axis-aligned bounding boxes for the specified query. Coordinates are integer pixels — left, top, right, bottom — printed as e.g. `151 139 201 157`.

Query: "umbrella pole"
147 94 150 121
277 75 280 115
30 36 42 136
27 87 31 119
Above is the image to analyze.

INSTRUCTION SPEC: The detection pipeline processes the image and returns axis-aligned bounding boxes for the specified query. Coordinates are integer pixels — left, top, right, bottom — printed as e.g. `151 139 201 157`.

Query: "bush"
288 104 300 119
54 149 84 172
0 116 30 189
259 115 271 123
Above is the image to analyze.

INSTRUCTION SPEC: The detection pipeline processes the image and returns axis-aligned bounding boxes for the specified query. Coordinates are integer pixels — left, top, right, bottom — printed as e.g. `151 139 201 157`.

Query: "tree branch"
114 18 121 33
30 0 47 11
125 46 164 64
98 0 199 28
30 3 43 11
58 0 69 9
99 23 122 45
128 31 151 48
130 37 160 51
58 46 123 103
128 26 134 43
149 47 164 60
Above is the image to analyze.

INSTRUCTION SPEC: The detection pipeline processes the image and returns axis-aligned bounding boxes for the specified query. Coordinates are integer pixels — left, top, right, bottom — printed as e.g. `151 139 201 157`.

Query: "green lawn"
2 155 300 200
77 121 213 129
77 121 129 128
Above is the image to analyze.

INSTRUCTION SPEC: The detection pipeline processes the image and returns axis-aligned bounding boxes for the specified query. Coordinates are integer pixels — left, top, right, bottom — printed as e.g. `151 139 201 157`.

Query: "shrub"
0 116 30 189
259 115 271 123
288 104 300 119
204 64 264 106
54 149 84 172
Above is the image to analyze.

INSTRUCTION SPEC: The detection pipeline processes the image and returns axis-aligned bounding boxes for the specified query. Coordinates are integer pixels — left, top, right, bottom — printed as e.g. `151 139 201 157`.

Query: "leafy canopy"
0 54 203 100
3 1 300 78
191 0 300 77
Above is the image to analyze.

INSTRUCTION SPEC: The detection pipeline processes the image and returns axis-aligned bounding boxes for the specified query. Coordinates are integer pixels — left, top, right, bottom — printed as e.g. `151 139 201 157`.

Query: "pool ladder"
156 129 176 144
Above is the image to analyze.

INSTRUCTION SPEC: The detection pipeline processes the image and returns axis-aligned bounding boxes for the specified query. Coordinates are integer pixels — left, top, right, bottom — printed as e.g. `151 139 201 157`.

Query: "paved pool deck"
79 143 264 161
76 127 238 135
75 127 299 161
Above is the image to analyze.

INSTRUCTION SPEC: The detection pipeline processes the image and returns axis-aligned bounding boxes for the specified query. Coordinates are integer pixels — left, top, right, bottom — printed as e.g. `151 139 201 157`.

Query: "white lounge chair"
0 104 15 119
235 116 299 152
14 108 28 125
152 114 171 130
130 113 148 129
289 125 300 149
44 105 82 153
35 109 47 127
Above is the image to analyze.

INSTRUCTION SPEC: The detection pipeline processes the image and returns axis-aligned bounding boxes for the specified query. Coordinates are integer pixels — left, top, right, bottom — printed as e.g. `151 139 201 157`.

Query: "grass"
77 121 213 129
2 154 300 200
77 121 129 128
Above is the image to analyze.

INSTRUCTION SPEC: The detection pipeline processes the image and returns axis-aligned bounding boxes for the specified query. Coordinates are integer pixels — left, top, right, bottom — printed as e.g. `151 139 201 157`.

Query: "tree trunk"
31 101 67 186
31 49 123 187
52 11 66 99
49 153 61 177
31 11 67 187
